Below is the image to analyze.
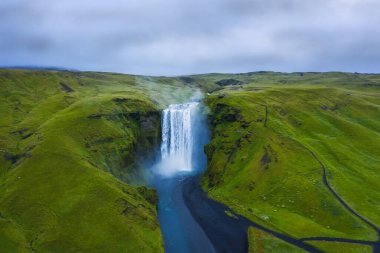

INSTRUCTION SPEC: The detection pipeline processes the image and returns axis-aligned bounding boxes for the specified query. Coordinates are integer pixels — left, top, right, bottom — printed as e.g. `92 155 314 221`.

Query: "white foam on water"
157 102 198 177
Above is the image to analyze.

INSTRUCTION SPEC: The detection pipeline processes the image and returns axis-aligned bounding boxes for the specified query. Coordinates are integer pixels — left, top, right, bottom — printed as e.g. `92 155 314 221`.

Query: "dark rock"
93 137 114 144
214 103 240 122
4 153 21 164
320 104 339 111
59 81 74 92
137 186 158 206
128 112 140 121
179 76 195 84
241 121 250 128
88 114 102 119
215 79 244 86
248 181 256 191
119 199 136 216
204 144 215 163
140 115 156 130
279 109 287 116
261 149 271 166
13 128 33 139
113 97 129 103
21 132 33 140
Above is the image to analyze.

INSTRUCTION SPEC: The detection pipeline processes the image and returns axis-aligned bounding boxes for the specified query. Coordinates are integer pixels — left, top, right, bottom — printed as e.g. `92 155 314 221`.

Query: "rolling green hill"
1 69 379 253
0 69 199 253
197 72 380 252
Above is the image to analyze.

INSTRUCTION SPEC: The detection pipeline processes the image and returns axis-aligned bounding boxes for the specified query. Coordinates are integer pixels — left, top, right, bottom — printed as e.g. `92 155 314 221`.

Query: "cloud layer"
1 0 379 75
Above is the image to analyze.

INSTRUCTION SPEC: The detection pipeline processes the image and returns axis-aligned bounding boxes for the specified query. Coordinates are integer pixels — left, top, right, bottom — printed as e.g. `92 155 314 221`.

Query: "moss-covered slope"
0 69 201 252
200 72 380 252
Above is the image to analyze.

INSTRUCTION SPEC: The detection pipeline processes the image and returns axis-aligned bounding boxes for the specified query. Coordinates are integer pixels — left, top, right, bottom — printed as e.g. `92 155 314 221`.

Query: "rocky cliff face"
86 104 162 185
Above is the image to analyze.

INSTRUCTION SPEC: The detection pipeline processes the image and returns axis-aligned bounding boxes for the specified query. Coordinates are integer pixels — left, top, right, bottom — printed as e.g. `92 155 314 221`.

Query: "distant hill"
1 65 79 71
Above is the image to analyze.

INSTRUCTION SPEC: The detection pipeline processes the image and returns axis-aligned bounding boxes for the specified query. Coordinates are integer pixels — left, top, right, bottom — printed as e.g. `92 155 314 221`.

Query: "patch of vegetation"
248 227 307 253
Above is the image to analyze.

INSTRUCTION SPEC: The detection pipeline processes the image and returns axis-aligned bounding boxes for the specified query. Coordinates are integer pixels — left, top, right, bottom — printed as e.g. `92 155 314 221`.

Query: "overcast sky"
0 0 379 75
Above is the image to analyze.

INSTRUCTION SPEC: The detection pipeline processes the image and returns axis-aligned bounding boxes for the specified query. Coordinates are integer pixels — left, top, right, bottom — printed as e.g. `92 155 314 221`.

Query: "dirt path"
300 144 380 252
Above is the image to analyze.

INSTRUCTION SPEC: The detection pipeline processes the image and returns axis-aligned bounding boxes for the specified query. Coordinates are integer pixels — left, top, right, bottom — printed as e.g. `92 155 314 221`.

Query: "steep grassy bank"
0 69 198 252
199 72 380 252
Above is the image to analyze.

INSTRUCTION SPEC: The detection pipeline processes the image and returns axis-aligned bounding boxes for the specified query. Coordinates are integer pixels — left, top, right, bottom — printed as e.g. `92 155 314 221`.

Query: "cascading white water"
159 102 198 176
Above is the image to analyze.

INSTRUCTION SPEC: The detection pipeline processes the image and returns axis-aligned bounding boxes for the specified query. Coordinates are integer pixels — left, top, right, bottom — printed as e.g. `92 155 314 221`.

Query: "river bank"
182 177 249 253
182 176 323 253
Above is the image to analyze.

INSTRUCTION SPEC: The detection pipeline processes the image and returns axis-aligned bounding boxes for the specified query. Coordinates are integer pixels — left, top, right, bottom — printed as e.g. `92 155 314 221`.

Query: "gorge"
0 69 379 253
151 102 215 253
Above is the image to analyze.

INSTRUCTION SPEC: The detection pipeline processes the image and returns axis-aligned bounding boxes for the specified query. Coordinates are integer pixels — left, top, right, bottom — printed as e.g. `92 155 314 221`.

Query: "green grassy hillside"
0 69 199 253
1 69 379 253
200 72 380 252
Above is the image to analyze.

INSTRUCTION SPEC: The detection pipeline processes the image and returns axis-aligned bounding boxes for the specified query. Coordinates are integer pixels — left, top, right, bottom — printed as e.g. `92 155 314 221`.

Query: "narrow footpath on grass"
298 144 380 253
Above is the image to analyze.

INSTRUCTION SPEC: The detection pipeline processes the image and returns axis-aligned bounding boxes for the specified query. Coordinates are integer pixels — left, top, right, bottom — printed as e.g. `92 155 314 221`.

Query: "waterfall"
159 102 198 176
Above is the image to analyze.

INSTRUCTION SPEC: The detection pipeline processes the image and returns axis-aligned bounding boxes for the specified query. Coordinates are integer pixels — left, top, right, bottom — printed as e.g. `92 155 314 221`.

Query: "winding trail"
264 104 379 251
300 237 375 245
299 144 380 252
184 140 380 252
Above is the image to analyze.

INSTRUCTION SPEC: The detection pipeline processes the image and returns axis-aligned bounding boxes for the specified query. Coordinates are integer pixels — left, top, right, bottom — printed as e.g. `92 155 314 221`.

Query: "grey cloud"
0 0 379 75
